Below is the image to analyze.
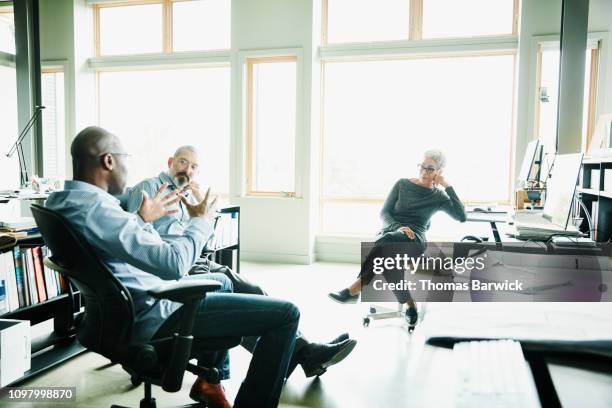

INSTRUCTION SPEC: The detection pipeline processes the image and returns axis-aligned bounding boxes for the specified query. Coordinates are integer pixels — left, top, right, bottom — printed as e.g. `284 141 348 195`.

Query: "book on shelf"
32 247 47 303
26 249 39 305
593 201 600 241
0 245 67 314
0 263 7 315
3 251 19 312
13 248 26 308
210 212 239 250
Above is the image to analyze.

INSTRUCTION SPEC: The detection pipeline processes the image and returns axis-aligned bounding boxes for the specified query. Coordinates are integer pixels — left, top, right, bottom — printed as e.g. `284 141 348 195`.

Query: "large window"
41 67 66 181
321 54 515 234
0 64 19 190
98 66 231 195
0 5 14 54
324 0 517 44
95 0 231 56
534 40 600 167
245 56 298 196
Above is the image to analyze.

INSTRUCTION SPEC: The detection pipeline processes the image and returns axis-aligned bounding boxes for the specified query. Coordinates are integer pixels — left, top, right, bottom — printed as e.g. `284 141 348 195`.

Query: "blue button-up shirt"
45 180 213 342
126 172 191 235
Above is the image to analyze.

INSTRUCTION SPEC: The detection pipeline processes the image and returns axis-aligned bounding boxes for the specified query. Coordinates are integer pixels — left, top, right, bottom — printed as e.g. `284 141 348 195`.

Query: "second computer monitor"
517 140 540 185
543 153 583 229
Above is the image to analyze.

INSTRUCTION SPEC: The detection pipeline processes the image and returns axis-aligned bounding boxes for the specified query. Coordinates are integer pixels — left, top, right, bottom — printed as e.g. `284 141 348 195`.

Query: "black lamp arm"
5 105 45 158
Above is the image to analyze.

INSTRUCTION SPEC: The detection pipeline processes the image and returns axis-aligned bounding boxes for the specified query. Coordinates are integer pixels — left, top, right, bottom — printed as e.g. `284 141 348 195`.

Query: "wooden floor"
10 261 612 407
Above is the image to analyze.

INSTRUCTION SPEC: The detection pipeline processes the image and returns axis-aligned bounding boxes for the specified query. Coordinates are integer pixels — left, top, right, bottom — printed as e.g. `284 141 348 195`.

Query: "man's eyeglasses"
417 164 437 174
176 158 199 171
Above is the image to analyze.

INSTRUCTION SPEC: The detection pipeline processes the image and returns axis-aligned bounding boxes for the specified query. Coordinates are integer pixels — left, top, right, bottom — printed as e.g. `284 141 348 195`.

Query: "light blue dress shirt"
45 180 213 342
126 172 191 235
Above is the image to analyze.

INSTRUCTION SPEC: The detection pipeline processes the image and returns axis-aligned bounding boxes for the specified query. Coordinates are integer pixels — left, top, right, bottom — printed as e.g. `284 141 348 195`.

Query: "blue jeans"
154 278 299 408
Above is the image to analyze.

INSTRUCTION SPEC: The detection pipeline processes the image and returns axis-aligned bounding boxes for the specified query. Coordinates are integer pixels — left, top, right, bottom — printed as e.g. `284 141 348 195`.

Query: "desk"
466 211 509 243
410 303 612 407
411 339 612 407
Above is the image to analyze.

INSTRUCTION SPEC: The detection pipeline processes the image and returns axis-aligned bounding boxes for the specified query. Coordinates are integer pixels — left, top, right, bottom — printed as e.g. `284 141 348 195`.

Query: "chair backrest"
30 204 135 358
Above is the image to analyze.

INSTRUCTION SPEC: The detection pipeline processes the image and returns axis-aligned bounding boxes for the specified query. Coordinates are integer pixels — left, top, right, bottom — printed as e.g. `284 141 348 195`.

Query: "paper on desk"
420 303 612 356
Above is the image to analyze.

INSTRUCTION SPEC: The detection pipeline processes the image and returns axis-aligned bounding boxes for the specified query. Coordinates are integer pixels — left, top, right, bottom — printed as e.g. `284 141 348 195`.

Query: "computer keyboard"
454 339 540 407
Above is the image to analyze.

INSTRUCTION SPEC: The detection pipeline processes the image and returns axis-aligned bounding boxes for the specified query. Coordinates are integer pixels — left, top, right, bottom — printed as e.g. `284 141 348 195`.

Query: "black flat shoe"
300 339 358 377
328 288 359 304
405 306 418 330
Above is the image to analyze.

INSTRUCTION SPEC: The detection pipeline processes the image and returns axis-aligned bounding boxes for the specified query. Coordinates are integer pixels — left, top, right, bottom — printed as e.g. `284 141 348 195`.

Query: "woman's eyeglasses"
417 164 437 174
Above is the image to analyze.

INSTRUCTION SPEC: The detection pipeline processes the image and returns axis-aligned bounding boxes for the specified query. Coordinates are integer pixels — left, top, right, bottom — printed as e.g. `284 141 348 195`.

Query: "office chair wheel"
363 317 370 327
131 375 143 387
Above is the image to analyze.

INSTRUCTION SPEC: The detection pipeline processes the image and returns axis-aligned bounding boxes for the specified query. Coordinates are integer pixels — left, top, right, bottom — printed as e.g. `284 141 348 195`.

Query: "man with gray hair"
126 146 358 379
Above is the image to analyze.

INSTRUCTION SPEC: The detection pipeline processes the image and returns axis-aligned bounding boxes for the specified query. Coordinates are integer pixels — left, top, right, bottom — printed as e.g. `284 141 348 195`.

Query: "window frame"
318 33 518 235
93 0 229 57
240 49 303 198
94 61 233 198
0 3 15 58
530 33 609 155
41 61 69 179
318 50 517 232
321 0 519 46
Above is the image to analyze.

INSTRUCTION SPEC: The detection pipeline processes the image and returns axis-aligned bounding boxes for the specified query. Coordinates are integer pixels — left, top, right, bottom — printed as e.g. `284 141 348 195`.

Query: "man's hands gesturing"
138 183 180 223
180 187 218 219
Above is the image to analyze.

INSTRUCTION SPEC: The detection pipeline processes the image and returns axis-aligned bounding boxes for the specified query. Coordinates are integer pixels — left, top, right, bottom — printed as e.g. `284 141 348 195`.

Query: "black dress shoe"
330 332 349 344
328 288 360 304
286 334 352 380
300 338 358 377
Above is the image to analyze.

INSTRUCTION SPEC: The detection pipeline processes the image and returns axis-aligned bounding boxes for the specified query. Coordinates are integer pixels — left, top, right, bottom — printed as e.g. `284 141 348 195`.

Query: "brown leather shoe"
189 377 232 408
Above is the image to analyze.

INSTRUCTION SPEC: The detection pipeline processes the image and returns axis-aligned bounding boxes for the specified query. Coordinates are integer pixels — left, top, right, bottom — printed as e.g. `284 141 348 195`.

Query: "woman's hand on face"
398 226 415 239
433 173 449 188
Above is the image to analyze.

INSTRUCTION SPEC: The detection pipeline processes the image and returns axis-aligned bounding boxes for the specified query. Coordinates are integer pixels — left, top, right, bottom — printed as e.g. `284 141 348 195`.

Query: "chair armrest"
148 280 221 303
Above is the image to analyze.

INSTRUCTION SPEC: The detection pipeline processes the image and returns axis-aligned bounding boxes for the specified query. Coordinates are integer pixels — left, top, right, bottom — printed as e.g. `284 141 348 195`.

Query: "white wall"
231 0 317 263
39 0 96 180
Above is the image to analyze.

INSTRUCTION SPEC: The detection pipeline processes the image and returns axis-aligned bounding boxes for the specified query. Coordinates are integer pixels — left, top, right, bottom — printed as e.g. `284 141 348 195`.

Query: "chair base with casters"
362 302 421 332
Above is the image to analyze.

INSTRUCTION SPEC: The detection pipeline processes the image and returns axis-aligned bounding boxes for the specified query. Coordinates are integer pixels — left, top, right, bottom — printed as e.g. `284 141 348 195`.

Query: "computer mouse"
473 207 486 212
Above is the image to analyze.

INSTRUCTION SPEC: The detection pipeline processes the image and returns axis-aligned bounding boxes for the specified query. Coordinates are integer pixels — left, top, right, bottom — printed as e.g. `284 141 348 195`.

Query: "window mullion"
163 0 172 53
409 0 422 41
586 47 600 149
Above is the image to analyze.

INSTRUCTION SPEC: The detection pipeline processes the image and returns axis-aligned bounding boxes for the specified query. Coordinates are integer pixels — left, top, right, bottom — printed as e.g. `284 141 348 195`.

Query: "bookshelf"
0 236 85 386
206 206 240 273
578 156 612 241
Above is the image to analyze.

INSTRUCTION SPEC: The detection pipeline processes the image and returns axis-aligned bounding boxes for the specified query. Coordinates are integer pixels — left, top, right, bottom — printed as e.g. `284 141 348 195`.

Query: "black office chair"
30 204 241 408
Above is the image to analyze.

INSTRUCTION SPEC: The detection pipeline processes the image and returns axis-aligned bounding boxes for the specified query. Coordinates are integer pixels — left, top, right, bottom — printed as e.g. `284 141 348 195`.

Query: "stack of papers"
0 217 39 237
0 217 37 230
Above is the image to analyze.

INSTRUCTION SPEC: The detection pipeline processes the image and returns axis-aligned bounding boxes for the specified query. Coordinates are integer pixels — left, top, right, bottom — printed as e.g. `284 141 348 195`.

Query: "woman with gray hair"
328 149 466 326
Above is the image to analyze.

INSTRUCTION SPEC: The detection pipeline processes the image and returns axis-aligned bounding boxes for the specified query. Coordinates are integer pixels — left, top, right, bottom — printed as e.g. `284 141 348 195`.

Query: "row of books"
209 212 239 250
0 246 68 314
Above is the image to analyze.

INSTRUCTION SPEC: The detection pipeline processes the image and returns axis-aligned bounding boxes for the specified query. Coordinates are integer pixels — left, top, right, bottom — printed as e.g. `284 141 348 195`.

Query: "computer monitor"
517 140 540 185
543 153 583 229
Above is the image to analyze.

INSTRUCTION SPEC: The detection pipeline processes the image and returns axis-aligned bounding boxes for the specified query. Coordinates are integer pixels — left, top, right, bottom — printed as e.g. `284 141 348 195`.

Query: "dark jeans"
190 259 310 362
153 286 299 408
359 231 426 304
